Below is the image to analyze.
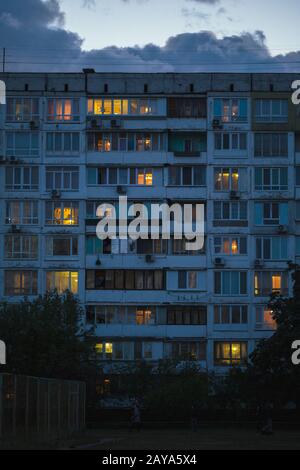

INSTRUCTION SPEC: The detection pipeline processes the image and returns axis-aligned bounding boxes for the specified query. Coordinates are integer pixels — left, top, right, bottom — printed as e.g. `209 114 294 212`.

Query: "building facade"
0 72 299 373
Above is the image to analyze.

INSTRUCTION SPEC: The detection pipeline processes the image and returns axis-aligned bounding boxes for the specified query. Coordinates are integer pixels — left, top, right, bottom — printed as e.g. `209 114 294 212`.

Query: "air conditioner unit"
117 185 127 195
11 224 21 233
278 224 288 234
145 254 154 263
110 119 122 128
214 257 225 267
230 190 240 199
51 189 61 199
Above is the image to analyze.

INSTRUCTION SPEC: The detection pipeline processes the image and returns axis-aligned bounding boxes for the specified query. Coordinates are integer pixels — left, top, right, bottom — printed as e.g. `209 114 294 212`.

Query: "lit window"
136 309 153 325
145 173 153 186
46 271 78 294
103 100 112 115
272 275 281 292
214 341 247 366
231 239 238 254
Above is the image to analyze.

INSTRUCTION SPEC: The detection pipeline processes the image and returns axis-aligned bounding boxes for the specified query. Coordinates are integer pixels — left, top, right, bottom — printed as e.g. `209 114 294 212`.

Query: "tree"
0 290 97 382
224 269 300 406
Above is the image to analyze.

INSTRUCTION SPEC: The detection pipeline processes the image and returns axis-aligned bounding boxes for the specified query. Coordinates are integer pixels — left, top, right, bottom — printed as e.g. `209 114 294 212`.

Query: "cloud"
0 0 300 73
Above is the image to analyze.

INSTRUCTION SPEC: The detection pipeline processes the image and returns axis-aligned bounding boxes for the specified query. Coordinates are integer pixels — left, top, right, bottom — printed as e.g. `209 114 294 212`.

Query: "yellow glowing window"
137 173 145 185
94 100 102 115
70 272 79 293
63 208 77 225
87 99 93 114
264 309 276 328
105 343 113 354
232 171 239 190
114 100 122 115
104 139 111 152
223 239 230 254
222 172 229 189
145 137 151 150
64 100 72 120
231 343 241 359
122 100 128 115
231 239 238 254
254 274 259 295
136 309 152 325
145 173 153 186
272 275 281 291
103 100 112 115
95 343 103 354
56 101 63 120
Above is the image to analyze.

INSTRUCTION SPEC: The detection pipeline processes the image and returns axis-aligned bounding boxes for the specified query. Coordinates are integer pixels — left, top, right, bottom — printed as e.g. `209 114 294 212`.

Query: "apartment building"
0 71 299 373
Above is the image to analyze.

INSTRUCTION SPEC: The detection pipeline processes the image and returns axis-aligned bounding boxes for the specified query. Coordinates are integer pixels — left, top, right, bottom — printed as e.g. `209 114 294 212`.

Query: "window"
47 99 80 121
4 235 38 259
86 236 113 255
4 270 38 296
213 98 248 123
5 167 39 191
6 97 39 122
46 132 80 154
167 306 207 325
214 271 247 295
88 98 162 116
167 98 206 118
214 237 247 255
178 271 198 290
255 168 288 191
6 132 39 157
214 342 247 366
255 99 288 122
88 168 154 186
254 133 288 157
256 237 288 260
5 200 38 225
86 305 156 325
46 237 78 257
136 239 167 255
214 305 248 324
214 168 245 191
94 341 154 361
172 237 204 255
86 270 165 290
254 202 288 226
214 132 247 151
46 271 78 294
254 271 288 296
165 342 206 361
255 307 276 329
45 201 78 226
135 308 155 325
168 133 206 154
87 132 165 152
46 167 79 191
214 201 248 221
168 167 206 186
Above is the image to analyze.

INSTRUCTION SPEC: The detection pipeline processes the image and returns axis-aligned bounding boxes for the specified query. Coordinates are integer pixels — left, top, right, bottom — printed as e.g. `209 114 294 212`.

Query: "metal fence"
0 374 86 442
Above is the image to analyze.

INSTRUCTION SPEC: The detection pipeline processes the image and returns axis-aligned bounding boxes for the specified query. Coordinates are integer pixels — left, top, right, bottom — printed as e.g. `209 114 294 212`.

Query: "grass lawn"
67 428 300 450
